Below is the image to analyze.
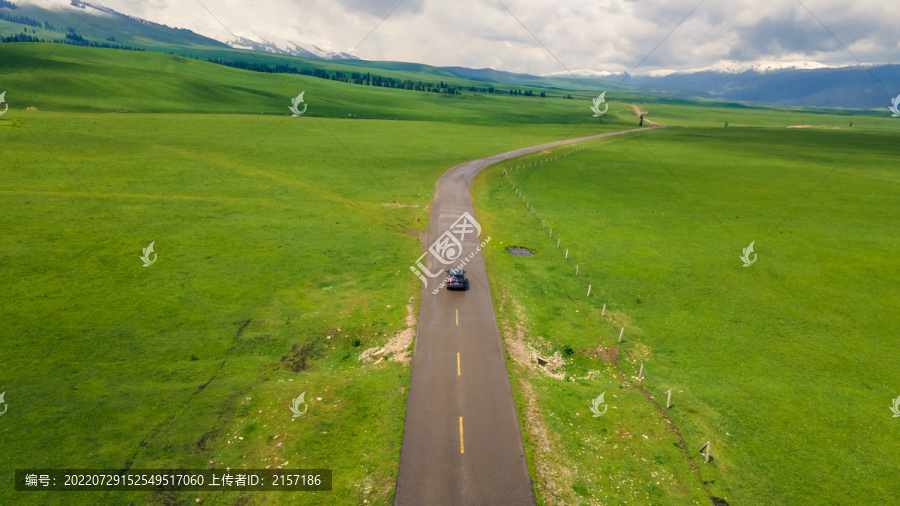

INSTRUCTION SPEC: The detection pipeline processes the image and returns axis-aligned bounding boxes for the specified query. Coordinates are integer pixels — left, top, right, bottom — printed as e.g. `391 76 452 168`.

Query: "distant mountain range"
2 0 897 110
549 62 900 109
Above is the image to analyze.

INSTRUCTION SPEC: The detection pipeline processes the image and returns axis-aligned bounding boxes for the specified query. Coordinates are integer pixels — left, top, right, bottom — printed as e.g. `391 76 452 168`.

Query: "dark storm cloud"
736 17 839 57
332 0 427 17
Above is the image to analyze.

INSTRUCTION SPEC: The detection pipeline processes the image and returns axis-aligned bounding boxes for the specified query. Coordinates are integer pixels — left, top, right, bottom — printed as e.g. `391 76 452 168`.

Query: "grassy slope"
0 43 638 504
473 109 900 504
1 43 649 120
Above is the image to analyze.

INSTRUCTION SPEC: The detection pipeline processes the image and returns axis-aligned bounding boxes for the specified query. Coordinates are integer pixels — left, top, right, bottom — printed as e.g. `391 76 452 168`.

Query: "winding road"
394 126 658 505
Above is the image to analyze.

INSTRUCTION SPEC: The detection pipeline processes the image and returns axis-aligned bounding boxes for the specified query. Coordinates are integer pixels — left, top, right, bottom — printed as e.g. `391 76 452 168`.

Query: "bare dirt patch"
503 317 533 373
281 342 320 372
381 202 420 208
250 334 275 344
195 430 219 453
630 103 662 127
500 301 566 380
597 344 620 365
519 377 574 504
359 297 416 366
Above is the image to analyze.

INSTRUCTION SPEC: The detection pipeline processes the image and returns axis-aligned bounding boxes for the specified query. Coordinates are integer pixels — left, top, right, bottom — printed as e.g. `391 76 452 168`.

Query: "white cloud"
96 0 900 73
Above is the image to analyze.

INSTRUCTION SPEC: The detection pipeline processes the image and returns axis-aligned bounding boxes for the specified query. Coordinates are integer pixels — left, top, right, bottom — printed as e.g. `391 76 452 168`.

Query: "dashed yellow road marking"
456 309 459 326
459 417 465 454
457 353 460 376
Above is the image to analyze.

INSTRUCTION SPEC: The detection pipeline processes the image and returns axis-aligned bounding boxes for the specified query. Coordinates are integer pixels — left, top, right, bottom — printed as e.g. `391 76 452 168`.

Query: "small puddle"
506 246 536 256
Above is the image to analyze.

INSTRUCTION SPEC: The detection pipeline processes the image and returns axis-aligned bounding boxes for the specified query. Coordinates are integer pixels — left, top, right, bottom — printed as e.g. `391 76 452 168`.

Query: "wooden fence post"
601 303 606 316
587 285 592 297
666 389 672 408
618 327 624 343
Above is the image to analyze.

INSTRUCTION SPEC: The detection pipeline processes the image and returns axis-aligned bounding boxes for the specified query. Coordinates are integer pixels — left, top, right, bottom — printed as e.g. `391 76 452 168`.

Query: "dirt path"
631 103 663 127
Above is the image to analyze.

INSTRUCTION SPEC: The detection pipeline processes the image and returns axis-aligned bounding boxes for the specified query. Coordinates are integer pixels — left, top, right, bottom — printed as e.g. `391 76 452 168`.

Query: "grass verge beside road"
474 118 900 504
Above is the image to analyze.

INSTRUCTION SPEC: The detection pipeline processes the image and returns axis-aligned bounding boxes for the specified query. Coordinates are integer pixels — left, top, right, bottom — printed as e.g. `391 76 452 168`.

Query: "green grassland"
473 114 899 504
634 99 892 129
1 43 652 121
0 43 638 504
4 40 897 505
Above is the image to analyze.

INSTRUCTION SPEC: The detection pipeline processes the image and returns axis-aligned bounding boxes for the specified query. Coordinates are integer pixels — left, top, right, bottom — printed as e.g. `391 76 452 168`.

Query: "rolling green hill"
0 43 647 122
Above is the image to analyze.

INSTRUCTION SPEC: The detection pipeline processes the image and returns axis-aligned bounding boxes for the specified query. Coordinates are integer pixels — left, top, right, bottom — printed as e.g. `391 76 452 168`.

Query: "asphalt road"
394 127 656 505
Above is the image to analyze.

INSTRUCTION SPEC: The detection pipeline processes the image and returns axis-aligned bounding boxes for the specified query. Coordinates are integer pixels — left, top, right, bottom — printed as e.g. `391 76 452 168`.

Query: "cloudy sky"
96 0 899 74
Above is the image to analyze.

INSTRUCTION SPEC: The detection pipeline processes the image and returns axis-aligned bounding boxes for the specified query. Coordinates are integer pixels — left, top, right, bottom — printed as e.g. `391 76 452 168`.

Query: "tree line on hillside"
0 28 143 50
0 10 44 28
0 10 66 31
204 57 550 97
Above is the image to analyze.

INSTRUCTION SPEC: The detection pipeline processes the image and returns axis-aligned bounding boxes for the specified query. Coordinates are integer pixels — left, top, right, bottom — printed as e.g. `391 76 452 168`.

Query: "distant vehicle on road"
445 268 469 291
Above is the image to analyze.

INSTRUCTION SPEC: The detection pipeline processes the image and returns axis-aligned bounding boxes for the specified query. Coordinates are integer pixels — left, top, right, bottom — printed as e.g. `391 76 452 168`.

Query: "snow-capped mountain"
545 60 848 80
8 0 358 60
226 35 359 60
15 0 112 16
686 60 844 74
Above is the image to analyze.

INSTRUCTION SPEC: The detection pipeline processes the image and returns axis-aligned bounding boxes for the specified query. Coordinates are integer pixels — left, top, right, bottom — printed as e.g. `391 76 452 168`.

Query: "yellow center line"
456 309 459 326
459 417 465 454
457 353 460 376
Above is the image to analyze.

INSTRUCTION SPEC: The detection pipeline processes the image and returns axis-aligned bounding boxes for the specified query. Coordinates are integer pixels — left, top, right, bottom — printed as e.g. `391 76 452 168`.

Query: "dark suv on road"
445 268 469 290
